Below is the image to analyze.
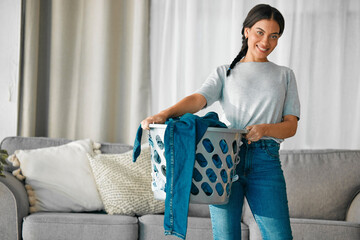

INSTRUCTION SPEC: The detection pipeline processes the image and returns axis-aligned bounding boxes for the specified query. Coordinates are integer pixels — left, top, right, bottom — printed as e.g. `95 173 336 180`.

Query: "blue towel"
133 112 227 239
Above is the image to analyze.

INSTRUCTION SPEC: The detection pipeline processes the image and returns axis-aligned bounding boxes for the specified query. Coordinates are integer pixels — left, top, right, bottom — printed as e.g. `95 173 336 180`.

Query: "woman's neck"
240 55 269 63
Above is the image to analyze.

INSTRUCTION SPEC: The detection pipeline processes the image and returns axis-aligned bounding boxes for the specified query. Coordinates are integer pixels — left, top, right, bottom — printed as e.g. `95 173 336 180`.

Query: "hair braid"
226 37 248 77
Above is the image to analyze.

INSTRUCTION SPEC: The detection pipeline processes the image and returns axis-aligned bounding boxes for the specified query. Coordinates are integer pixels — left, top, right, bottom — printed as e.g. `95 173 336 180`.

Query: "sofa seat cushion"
138 214 249 240
22 212 138 240
291 218 360 240
245 216 360 240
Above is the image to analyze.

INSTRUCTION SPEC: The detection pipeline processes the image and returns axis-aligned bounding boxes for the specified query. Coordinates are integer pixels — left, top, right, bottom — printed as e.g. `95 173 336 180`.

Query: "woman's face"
243 19 281 62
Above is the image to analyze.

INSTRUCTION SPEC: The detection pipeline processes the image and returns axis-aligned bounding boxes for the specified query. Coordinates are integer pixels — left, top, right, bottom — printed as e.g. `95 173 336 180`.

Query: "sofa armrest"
0 171 29 240
346 191 360 223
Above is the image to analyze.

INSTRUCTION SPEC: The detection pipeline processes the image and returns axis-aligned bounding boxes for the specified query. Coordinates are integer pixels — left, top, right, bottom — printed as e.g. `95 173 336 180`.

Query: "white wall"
0 0 21 141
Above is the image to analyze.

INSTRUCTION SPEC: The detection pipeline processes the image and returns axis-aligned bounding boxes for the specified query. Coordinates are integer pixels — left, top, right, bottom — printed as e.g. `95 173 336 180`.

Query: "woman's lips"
257 45 269 53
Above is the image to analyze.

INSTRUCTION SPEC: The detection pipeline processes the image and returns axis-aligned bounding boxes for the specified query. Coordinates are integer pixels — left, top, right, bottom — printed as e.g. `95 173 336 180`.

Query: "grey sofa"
0 136 360 240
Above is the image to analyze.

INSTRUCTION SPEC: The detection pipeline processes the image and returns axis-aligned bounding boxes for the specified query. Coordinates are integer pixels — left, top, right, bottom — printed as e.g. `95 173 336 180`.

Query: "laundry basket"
148 124 247 205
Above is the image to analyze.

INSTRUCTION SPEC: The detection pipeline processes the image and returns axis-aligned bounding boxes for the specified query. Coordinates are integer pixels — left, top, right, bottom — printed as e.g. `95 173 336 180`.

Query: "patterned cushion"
88 145 164 216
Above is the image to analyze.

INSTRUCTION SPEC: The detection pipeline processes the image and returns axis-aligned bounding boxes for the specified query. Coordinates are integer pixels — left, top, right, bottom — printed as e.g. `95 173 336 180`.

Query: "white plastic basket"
149 124 247 205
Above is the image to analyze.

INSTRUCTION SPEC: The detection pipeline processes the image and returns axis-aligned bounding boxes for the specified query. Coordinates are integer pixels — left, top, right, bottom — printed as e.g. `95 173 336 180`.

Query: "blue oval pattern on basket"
220 169 228 183
219 139 228 154
201 182 213 196
206 168 217 183
215 183 224 196
212 154 222 168
193 168 203 182
156 135 164 150
149 135 154 147
161 165 166 176
191 183 199 195
202 138 214 153
196 153 208 167
232 140 237 154
226 155 233 168
226 183 230 196
153 150 161 164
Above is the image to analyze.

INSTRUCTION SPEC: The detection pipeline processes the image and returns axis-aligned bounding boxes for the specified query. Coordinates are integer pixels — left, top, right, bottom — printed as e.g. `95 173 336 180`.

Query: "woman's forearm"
161 93 207 118
141 93 207 129
246 115 298 142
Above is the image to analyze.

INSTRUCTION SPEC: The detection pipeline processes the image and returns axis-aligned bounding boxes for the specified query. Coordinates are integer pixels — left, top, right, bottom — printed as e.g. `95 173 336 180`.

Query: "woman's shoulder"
215 64 230 73
209 64 229 78
268 62 297 84
269 62 294 73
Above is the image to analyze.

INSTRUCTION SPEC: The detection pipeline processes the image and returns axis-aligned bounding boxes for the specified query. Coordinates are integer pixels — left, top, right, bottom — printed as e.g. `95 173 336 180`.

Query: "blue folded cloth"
133 125 143 162
133 112 227 239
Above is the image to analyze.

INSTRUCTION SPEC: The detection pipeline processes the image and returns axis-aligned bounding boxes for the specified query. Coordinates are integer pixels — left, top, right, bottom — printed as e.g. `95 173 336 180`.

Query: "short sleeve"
283 70 301 120
195 65 227 107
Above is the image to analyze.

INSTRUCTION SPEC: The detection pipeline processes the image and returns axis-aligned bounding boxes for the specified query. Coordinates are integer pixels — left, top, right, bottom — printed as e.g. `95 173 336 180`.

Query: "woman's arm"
245 115 298 143
141 93 207 130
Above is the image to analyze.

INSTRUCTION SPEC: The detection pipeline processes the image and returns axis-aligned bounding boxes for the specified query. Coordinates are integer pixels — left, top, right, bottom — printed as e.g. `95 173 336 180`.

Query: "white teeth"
257 46 268 52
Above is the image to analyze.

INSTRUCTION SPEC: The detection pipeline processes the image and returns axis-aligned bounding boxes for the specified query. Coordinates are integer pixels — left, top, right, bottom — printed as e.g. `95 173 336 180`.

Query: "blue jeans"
209 139 293 240
162 112 227 239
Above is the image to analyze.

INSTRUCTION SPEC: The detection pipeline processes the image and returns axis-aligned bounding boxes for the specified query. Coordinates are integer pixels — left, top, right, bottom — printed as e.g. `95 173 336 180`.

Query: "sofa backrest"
1 136 133 155
1 136 133 172
281 149 360 221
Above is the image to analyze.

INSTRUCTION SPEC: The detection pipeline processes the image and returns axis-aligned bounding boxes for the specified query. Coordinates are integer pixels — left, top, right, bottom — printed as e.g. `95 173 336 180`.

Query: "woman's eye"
257 31 264 35
271 35 278 39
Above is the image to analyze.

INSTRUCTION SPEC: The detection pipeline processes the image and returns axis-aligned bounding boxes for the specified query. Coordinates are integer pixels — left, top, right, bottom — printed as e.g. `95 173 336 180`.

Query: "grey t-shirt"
196 61 300 142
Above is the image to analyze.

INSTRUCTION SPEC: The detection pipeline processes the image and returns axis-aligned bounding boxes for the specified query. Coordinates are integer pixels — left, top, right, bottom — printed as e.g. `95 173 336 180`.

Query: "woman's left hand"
245 115 298 144
245 124 268 144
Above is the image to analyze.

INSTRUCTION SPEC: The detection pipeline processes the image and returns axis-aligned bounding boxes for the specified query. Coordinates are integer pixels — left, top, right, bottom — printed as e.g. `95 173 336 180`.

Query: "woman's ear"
244 27 250 38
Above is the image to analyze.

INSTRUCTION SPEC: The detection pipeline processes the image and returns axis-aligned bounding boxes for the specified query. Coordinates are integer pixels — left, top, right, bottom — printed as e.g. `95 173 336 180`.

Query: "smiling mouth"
257 45 269 53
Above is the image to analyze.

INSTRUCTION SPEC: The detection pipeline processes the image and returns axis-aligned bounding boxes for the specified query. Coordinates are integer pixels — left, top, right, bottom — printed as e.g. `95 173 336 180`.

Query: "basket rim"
149 124 248 134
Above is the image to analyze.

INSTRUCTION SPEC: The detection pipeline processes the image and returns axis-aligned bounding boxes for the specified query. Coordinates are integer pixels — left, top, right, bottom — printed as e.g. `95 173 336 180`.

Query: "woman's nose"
261 36 270 47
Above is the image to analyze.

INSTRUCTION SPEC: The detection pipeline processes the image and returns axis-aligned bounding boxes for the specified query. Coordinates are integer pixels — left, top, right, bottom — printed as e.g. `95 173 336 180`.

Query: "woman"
142 4 299 240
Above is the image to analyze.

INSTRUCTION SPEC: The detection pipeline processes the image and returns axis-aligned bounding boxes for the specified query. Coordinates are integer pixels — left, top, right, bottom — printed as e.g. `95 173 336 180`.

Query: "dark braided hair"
226 4 285 76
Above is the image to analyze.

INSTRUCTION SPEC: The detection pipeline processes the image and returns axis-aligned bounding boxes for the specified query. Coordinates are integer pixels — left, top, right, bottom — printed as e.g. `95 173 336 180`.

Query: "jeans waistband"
241 138 280 148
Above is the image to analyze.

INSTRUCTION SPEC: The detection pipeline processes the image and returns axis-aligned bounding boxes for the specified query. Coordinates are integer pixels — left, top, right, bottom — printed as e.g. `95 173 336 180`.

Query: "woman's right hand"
141 111 168 130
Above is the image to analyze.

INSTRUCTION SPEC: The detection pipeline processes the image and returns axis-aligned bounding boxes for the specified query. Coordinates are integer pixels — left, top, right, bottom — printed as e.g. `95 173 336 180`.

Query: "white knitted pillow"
88 145 164 216
8 139 103 213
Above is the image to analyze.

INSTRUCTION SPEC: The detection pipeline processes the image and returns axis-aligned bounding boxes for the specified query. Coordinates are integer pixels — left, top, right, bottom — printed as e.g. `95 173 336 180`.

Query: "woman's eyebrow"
256 27 280 35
